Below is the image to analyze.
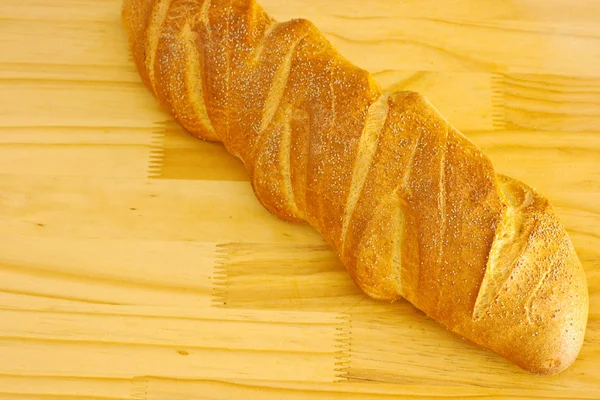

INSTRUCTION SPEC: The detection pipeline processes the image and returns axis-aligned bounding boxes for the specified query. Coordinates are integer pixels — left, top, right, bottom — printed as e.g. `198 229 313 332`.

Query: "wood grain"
0 0 599 398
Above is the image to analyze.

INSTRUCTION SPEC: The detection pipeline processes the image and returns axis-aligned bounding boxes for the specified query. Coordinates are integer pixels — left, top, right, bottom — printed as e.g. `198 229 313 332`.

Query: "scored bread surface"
121 0 589 375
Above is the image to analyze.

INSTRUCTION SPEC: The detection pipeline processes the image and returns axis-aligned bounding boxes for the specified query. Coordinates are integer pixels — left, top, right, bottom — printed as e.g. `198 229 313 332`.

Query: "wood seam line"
437 125 449 263
329 62 337 127
147 121 168 178
397 114 421 192
199 0 220 140
334 313 352 382
211 243 230 307
340 93 390 253
251 30 310 209
145 0 173 95
182 22 219 140
472 183 533 320
252 22 280 65
279 106 302 218
390 110 423 293
392 200 405 298
257 33 310 142
225 0 232 147
199 0 211 38
525 259 551 324
491 72 507 130
130 376 149 400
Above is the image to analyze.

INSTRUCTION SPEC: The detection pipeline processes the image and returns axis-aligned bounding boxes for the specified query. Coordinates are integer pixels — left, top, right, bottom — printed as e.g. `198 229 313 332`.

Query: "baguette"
121 0 589 375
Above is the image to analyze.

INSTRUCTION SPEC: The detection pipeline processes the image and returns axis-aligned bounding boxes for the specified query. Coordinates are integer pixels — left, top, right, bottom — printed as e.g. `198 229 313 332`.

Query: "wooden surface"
1 0 599 398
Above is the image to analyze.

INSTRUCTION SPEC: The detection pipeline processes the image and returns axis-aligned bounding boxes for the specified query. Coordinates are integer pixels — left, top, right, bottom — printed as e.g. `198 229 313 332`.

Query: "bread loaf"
121 0 589 375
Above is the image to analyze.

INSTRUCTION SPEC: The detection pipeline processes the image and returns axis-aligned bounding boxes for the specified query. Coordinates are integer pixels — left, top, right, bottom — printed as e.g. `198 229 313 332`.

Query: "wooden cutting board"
1 0 599 398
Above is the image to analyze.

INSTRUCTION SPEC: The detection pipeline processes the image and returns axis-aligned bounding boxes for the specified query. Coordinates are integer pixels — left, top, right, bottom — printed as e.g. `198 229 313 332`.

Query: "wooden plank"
152 122 250 181
0 80 164 128
0 0 123 21
376 71 496 131
261 5 600 77
1 1 599 77
260 0 600 24
0 375 130 400
0 174 324 244
0 236 217 306
345 302 600 388
261 1 600 77
0 127 154 178
0 303 348 383
496 73 600 132
138 376 600 399
2 0 600 25
212 243 361 311
0 62 141 83
0 18 128 67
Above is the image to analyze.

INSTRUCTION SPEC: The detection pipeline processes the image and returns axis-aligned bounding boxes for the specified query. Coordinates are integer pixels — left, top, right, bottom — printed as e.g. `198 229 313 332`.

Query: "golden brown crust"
121 0 589 375
122 0 156 89
467 175 589 374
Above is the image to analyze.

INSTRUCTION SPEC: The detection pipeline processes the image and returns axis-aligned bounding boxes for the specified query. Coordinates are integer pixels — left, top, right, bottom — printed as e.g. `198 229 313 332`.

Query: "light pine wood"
0 0 599 398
